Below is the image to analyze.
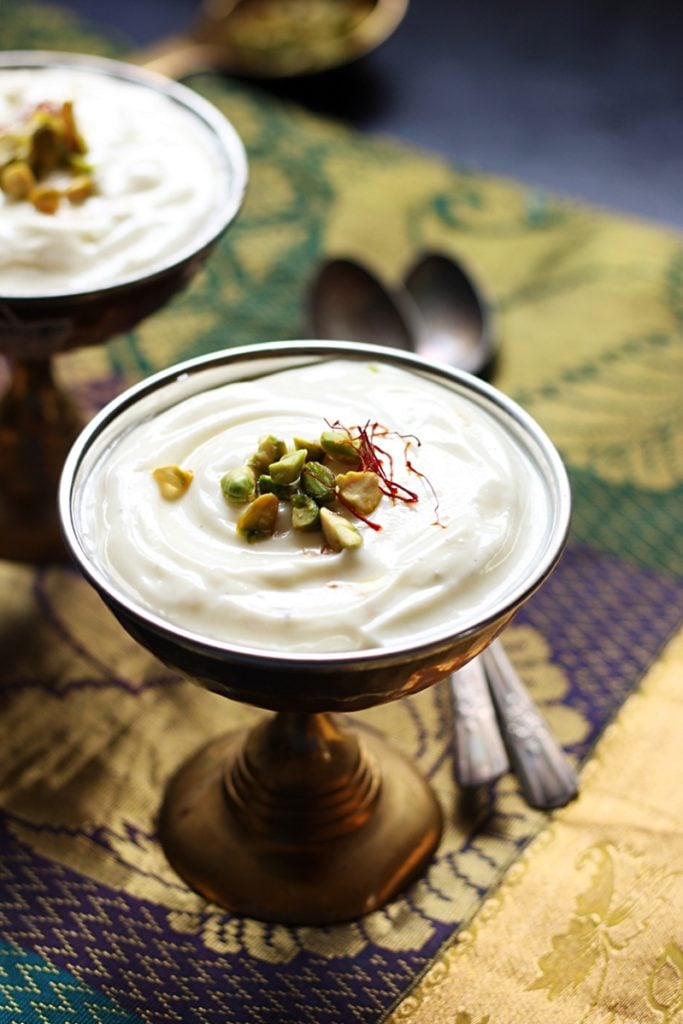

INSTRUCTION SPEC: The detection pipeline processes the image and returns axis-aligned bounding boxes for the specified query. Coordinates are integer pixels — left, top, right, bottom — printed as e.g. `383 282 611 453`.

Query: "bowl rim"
0 50 248 301
59 339 572 671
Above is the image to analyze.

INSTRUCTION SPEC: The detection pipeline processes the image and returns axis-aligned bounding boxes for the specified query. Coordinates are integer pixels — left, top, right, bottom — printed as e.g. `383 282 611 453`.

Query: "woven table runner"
1 6 682 1023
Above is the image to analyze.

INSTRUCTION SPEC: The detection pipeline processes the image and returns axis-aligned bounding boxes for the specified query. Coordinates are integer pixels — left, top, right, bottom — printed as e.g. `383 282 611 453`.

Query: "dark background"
57 0 683 228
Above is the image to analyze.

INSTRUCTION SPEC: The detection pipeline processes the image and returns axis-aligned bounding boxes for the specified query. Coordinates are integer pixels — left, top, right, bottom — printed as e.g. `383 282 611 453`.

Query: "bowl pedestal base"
158 710 443 924
0 357 81 562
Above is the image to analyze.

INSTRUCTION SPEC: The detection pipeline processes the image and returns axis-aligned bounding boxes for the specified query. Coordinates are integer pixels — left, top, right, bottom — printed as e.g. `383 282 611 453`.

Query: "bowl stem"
158 709 443 923
0 355 83 562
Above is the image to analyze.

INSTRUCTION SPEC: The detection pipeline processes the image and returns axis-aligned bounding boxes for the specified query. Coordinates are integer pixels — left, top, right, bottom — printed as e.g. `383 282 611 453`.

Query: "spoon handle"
134 39 228 78
449 656 509 787
482 639 579 810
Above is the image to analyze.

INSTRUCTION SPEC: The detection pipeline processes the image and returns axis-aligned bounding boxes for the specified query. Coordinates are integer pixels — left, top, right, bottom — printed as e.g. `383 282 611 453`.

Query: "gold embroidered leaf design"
454 1013 490 1024
529 841 679 1004
528 916 603 999
528 842 622 999
647 943 683 1020
574 844 615 920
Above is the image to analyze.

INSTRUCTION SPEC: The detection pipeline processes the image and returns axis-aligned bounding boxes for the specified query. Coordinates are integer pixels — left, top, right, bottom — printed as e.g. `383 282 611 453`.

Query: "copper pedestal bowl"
59 340 571 924
0 50 247 562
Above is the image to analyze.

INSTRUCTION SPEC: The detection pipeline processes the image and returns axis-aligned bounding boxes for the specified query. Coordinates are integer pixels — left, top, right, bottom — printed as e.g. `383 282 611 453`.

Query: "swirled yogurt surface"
80 359 551 653
0 66 234 295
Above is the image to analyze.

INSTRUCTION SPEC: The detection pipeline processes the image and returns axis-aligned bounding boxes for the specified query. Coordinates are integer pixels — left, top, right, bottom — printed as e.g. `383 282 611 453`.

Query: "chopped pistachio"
336 470 382 516
291 493 320 531
237 492 278 542
0 99 94 210
300 461 336 504
60 100 87 155
31 122 61 177
248 434 286 474
320 429 361 466
320 507 362 551
0 160 35 200
30 184 61 215
293 436 325 462
226 421 395 547
69 153 93 174
269 448 306 485
64 173 95 204
153 464 194 501
258 474 296 500
221 465 256 504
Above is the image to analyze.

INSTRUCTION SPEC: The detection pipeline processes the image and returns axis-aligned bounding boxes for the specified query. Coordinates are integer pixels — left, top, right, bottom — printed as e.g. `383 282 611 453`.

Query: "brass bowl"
139 0 410 80
200 0 410 78
0 50 248 561
59 340 571 923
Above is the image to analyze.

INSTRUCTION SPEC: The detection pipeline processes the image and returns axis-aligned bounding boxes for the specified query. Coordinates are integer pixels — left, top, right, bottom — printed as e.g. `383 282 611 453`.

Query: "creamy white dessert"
79 359 552 654
0 65 235 295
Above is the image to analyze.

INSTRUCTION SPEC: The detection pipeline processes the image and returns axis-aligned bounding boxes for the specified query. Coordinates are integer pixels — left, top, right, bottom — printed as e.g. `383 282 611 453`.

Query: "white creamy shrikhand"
0 66 231 295
80 359 549 653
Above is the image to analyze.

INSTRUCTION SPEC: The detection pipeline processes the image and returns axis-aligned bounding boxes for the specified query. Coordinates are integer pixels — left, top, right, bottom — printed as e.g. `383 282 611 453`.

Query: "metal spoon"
310 253 578 808
482 640 579 809
450 654 509 788
309 258 413 351
404 251 497 377
135 0 409 80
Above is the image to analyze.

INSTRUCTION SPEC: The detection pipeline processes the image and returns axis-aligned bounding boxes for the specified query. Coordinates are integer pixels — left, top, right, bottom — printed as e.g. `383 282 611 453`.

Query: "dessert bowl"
0 50 248 561
139 0 410 80
59 339 571 923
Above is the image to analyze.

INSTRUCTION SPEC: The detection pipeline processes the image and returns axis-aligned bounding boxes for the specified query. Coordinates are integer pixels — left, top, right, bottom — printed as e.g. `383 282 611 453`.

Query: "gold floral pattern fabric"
388 630 683 1024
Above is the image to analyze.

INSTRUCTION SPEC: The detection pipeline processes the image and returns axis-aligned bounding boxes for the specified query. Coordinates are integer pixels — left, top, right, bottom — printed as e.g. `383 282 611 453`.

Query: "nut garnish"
336 470 382 517
64 173 96 204
221 466 256 504
0 100 96 214
153 465 194 501
300 461 336 504
268 448 307 485
248 435 286 474
320 429 361 466
320 507 362 551
291 493 320 531
258 474 296 500
29 184 61 215
237 492 279 542
221 420 430 551
0 161 35 200
293 436 325 462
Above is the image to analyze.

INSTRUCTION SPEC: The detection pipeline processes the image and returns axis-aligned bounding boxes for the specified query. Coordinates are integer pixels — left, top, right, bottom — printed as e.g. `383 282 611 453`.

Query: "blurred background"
42 0 683 228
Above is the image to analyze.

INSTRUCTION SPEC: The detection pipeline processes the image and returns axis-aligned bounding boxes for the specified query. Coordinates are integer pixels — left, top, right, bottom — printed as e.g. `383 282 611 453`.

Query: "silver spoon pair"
311 253 496 376
310 253 578 809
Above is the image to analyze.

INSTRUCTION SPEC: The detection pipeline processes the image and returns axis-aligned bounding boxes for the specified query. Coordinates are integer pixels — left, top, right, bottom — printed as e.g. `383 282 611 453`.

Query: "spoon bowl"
309 257 413 350
404 251 496 377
